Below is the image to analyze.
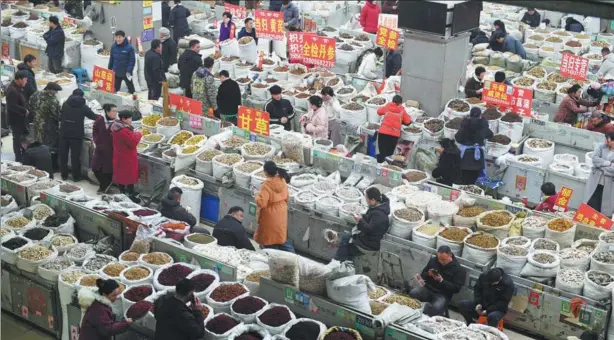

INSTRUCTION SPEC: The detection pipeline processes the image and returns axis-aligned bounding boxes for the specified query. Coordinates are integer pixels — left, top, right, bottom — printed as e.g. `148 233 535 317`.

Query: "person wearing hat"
78 278 132 340
160 27 177 73
59 88 98 182
265 85 295 131
521 7 541 28
30 81 62 170
458 268 514 328
554 84 597 125
454 107 493 184
585 111 614 134
22 134 54 179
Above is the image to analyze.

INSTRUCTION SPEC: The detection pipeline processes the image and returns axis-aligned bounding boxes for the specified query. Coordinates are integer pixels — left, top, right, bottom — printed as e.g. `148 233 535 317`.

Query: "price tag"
21 305 28 318
381 168 388 178
178 253 187 262
284 287 295 303
189 115 202 130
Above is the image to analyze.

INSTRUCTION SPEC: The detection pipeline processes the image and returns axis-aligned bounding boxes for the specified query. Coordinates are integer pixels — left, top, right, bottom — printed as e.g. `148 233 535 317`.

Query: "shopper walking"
30 82 62 169
321 87 343 145
108 30 136 94
144 39 166 100
281 0 300 31
178 40 203 99
7 71 31 162
301 95 328 139
43 16 65 74
216 70 241 124
91 104 117 193
154 278 205 340
59 89 97 181
111 110 142 201
454 107 493 185
265 85 295 131
254 161 294 252
238 18 258 43
17 54 37 104
192 57 217 115
219 12 237 42
360 0 381 34
160 27 177 73
169 0 191 42
585 131 614 217
78 278 132 340
376 95 412 163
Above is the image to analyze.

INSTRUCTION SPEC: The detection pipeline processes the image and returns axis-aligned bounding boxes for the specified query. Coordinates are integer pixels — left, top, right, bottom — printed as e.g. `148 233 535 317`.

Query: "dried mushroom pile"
527 139 553 149
447 99 470 112
480 211 512 227
424 119 444 133
394 208 423 221
243 143 272 156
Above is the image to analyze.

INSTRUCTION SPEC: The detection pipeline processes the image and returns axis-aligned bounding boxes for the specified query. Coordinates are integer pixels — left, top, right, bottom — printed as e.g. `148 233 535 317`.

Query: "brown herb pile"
489 135 511 145
445 117 463 130
481 108 502 120
447 99 469 112
500 112 522 123
424 119 444 133
466 234 498 248
439 227 471 241
481 211 512 227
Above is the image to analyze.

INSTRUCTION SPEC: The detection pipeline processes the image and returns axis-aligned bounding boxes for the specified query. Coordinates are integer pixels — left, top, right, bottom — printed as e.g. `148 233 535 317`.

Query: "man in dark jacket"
385 49 401 78
59 89 97 181
213 207 255 250
160 187 197 228
6 71 30 162
108 30 136 93
22 137 54 179
154 278 205 340
470 29 490 46
431 138 461 186
269 0 283 11
178 39 203 98
265 85 295 131
521 8 540 28
169 0 191 42
216 70 241 124
17 54 37 104
455 107 494 185
459 268 514 327
144 39 166 100
382 0 398 14
161 0 171 28
464 66 485 99
43 16 65 73
160 27 177 73
409 246 466 316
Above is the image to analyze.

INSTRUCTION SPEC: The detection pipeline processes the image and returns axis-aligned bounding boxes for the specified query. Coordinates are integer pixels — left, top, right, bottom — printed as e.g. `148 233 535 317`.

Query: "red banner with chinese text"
302 35 336 69
92 66 116 93
303 18 317 33
238 106 270 136
224 3 247 20
254 10 284 41
288 32 315 64
375 25 400 51
573 203 613 230
560 53 589 80
511 86 533 116
554 186 573 212
482 81 513 106
169 93 203 115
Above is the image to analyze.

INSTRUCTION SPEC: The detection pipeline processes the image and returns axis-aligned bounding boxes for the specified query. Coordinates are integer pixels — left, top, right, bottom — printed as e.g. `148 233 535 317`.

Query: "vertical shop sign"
511 86 533 116
560 53 589 80
224 3 247 20
287 32 315 64
254 10 285 41
143 15 153 30
92 66 116 93
378 13 398 29
302 35 335 68
554 186 573 212
375 25 400 51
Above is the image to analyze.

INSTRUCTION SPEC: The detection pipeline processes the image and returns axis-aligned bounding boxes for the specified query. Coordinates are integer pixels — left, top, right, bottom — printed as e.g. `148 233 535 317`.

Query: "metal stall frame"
1 177 30 207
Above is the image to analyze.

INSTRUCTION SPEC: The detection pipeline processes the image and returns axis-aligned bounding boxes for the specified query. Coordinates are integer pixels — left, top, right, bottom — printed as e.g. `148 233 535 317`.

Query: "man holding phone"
409 246 466 317
153 278 206 340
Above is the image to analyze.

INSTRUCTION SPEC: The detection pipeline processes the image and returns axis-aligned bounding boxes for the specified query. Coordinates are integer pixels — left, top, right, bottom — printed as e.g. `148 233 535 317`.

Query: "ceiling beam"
486 0 614 19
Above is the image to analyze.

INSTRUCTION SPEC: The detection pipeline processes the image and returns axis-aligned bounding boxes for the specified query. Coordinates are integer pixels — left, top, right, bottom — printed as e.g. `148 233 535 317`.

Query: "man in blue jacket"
169 0 191 42
108 30 136 94
269 0 282 11
43 16 65 74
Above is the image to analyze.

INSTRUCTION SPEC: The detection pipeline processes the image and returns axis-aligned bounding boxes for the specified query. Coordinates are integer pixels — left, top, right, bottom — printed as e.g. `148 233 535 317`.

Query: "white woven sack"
65 243 96 264
206 282 250 314
16 245 58 273
315 195 343 217
2 212 37 232
255 303 296 335
204 313 243 340
559 248 591 271
476 210 514 240
120 283 156 313
233 161 263 189
389 208 425 239
37 257 75 282
118 250 140 265
412 222 444 249
544 221 576 249
462 232 499 264
530 238 560 254
153 262 199 292
524 138 555 167
120 265 154 286
521 216 547 240
555 269 584 295
230 296 269 324
436 227 472 256
496 245 528 276
520 251 560 277
0 195 18 215
426 201 459 225
468 324 509 340
497 120 524 143
212 154 244 180
282 318 327 339
583 270 614 301
485 139 511 158
187 269 220 301
229 324 272 340
184 233 218 249
23 227 54 247
58 268 86 305
501 236 531 249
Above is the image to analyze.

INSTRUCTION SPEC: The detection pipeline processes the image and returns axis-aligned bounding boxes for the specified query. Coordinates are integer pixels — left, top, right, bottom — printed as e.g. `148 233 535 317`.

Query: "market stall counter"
1 176 30 207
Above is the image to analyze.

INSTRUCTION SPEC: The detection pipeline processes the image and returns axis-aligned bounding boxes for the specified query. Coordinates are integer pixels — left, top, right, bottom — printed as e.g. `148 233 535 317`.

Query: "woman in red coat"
78 279 132 340
376 95 411 163
360 0 381 34
111 110 142 199
91 104 117 193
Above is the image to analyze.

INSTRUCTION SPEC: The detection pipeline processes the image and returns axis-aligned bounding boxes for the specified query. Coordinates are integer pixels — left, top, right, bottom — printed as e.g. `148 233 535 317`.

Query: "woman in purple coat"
78 279 132 340
91 104 117 193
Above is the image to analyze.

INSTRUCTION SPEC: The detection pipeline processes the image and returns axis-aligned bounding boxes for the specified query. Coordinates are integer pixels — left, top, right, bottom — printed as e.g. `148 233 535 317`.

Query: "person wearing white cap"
160 27 177 73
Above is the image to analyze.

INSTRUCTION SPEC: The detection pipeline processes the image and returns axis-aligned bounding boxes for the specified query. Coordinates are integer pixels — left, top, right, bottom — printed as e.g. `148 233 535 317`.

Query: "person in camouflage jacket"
30 82 62 151
191 57 218 115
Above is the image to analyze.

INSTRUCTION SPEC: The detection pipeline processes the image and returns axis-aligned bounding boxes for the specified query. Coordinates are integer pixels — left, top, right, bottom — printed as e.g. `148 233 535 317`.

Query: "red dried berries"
205 314 239 334
132 209 157 217
123 285 153 302
126 301 153 319
232 296 266 315
158 264 194 286
191 273 216 292
209 284 247 302
258 306 291 327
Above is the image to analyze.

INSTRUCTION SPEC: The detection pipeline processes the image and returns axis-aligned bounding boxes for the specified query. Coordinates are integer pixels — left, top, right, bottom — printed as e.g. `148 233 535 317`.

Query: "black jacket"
212 215 255 251
43 26 65 58
160 197 197 227
432 148 461 186
420 255 466 300
6 82 28 130
455 118 493 170
154 293 205 340
216 79 241 116
144 49 165 85
178 49 203 89
473 268 515 314
521 11 541 28
23 142 53 178
59 94 97 139
488 28 505 52
161 37 178 73
471 32 490 46
161 1 171 28
464 76 483 99
353 195 390 251
169 4 191 40
17 63 37 103
264 98 295 124
269 0 282 11
385 51 401 78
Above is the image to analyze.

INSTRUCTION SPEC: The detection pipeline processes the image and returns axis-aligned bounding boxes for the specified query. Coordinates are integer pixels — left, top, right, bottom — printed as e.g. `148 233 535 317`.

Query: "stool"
477 315 504 331
71 68 89 84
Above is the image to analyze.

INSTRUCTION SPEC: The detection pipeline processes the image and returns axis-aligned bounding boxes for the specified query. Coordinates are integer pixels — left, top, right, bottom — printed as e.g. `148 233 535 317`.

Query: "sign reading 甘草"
238 106 270 136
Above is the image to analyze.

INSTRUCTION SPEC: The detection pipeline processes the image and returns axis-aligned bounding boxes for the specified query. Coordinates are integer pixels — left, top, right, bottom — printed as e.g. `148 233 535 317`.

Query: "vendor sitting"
409 246 466 317
160 187 198 229
212 207 255 251
458 268 514 328
535 182 569 213
586 111 614 134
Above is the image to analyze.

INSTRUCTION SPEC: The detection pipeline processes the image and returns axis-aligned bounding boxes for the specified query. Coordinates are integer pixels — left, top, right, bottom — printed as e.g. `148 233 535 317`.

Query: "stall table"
1 177 30 207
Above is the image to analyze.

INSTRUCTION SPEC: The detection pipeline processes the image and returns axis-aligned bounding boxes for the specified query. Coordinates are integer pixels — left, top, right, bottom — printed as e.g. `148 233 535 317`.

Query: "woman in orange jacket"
254 161 295 252
376 95 412 163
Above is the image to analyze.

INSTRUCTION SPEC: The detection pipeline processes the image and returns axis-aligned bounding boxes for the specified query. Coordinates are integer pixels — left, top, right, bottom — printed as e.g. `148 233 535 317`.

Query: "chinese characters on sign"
224 3 247 20
482 81 513 106
560 53 589 80
169 93 203 115
92 66 116 93
143 15 153 30
238 106 270 136
511 86 533 116
254 10 284 41
378 14 398 29
302 35 336 68
288 32 315 64
554 186 573 212
303 18 317 33
573 203 614 230
375 25 400 51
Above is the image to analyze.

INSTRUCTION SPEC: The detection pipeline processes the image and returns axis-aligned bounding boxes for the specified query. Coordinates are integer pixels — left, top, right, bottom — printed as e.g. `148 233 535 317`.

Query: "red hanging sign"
554 186 573 212
375 25 400 51
224 3 247 20
255 10 285 41
238 106 270 136
169 93 203 115
63 16 77 25
303 18 317 33
560 53 589 80
288 32 316 64
573 203 614 230
1 42 9 58
302 35 336 69
482 81 513 106
511 86 534 117
92 66 116 93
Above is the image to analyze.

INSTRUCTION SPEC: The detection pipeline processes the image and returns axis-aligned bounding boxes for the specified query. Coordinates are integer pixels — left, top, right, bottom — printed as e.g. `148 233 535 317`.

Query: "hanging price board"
288 32 315 64
560 53 589 80
511 86 533 117
224 3 247 20
573 203 614 230
169 93 203 115
255 10 285 41
302 35 335 68
238 106 270 136
92 66 116 93
375 25 400 51
482 81 513 106
378 13 398 29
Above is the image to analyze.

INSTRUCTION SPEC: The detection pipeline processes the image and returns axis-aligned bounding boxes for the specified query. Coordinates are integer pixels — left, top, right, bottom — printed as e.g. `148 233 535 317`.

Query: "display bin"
136 153 174 199
1 176 30 207
188 169 222 226
498 159 547 205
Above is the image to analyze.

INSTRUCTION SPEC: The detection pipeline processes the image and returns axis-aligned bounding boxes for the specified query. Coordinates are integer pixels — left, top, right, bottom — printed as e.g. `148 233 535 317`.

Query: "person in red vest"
376 95 411 163
535 182 568 213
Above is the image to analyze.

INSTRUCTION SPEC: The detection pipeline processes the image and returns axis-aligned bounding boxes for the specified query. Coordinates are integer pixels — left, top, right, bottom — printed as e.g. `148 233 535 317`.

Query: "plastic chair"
477 315 504 331
71 67 89 83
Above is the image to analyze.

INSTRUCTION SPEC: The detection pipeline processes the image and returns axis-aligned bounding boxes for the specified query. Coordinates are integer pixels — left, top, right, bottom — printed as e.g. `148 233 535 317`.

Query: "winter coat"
192 67 218 110
30 90 61 149
169 4 191 40
216 79 241 116
154 293 205 340
521 11 541 28
161 37 178 73
91 115 114 174
254 176 289 246
238 27 258 44
382 0 398 15
264 98 295 125
269 0 283 11
59 94 97 139
108 39 136 76
144 49 166 85
111 121 141 185
6 82 28 130
598 53 614 79
212 215 255 251
23 142 53 177
432 148 462 186
77 289 129 340
455 118 493 170
385 51 402 77
43 26 65 58
554 95 589 125
471 33 490 46
360 1 381 34
219 21 237 42
535 194 568 213
502 35 526 59
584 143 614 217
357 52 379 79
586 117 614 134
178 49 202 89
464 75 483 99
282 2 300 29
301 107 328 139
352 195 390 251
566 21 584 33
159 196 197 227
420 255 466 300
473 268 515 314
323 97 342 120
162 1 171 28
377 102 411 138
17 63 37 103
488 28 505 52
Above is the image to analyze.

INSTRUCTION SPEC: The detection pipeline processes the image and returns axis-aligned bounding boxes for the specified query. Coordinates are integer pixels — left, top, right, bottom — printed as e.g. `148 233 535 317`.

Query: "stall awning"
487 0 614 19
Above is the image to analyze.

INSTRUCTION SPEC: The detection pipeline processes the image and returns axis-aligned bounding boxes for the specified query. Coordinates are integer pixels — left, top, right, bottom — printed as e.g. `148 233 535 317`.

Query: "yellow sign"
143 16 153 30
143 0 152 7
